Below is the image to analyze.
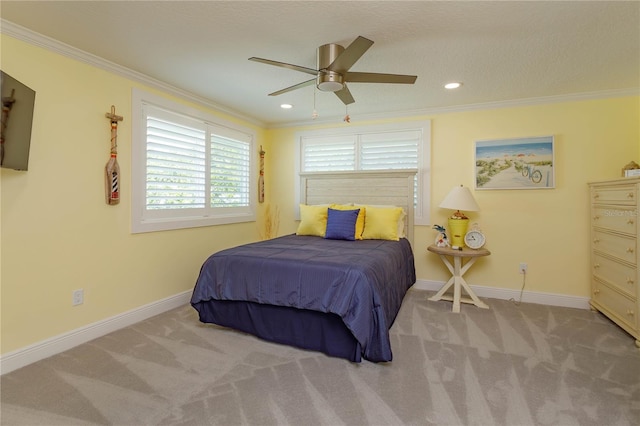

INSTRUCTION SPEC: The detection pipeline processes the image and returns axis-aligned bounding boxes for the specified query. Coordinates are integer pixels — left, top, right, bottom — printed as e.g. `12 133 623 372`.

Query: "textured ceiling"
1 1 639 127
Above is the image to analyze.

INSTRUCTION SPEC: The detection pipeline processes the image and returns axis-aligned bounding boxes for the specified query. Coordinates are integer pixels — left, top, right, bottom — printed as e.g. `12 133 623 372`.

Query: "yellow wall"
1 33 638 356
0 35 269 354
268 96 639 296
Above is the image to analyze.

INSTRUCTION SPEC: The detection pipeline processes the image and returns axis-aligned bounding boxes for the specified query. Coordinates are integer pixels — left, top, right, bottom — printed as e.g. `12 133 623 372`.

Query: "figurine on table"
433 224 450 248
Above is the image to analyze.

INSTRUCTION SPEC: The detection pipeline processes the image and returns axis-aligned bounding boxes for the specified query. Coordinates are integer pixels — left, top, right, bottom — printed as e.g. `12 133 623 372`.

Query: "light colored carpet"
2 289 639 425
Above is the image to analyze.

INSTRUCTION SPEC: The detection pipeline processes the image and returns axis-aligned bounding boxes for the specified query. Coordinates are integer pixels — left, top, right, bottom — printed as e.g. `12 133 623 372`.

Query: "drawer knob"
594 215 601 220
628 193 634 199
594 263 600 269
627 247 635 253
594 289 601 294
593 238 600 244
627 277 634 284
627 309 635 316
628 219 635 225
594 194 600 199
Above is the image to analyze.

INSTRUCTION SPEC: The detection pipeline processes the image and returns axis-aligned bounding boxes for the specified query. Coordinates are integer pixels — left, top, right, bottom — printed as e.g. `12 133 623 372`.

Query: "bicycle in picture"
521 163 543 184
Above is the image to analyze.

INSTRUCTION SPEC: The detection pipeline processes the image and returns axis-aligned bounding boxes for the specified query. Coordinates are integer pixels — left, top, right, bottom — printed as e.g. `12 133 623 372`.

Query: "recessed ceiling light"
444 82 462 89
280 103 293 109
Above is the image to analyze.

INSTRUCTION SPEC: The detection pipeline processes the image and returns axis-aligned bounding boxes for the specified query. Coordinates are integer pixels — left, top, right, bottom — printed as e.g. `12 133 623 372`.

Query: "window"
295 121 431 225
132 89 256 233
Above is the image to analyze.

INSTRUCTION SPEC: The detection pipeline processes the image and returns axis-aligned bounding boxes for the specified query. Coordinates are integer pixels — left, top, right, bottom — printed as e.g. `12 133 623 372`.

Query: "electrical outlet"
519 263 528 274
72 289 84 306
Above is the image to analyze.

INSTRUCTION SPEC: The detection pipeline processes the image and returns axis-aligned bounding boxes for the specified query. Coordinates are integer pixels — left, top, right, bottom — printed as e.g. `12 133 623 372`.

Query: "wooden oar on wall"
258 145 265 203
105 105 123 205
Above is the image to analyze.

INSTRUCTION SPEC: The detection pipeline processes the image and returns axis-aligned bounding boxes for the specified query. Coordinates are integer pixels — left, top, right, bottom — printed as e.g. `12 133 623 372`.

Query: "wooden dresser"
589 177 640 347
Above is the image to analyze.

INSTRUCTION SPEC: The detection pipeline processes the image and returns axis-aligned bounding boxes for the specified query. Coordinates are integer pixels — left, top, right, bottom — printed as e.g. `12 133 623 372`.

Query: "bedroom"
1 1 639 423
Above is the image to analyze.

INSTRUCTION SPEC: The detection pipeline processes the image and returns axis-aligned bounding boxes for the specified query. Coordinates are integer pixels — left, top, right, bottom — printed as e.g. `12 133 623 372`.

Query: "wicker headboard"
299 170 417 244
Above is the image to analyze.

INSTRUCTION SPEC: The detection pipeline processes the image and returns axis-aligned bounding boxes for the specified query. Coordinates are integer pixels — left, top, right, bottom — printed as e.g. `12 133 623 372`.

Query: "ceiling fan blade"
346 72 417 84
327 36 374 72
268 78 316 96
334 85 355 105
249 57 318 76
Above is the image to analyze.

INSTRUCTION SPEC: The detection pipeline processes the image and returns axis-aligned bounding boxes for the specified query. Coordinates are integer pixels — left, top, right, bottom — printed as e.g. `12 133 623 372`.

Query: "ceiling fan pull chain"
312 88 319 120
343 105 350 123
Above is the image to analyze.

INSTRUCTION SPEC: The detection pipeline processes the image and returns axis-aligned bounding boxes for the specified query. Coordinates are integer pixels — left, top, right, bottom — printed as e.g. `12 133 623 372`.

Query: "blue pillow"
325 208 360 241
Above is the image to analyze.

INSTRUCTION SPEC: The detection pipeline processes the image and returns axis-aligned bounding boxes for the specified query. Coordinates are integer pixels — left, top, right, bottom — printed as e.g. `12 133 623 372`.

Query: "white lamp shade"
439 185 480 212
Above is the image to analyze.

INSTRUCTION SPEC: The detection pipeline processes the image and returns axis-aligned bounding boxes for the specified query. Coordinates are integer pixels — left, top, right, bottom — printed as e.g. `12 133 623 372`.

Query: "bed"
191 170 417 362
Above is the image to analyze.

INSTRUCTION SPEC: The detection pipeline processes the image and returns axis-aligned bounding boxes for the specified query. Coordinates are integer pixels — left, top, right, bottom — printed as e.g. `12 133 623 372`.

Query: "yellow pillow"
330 204 366 240
364 204 407 237
296 204 328 237
361 206 403 241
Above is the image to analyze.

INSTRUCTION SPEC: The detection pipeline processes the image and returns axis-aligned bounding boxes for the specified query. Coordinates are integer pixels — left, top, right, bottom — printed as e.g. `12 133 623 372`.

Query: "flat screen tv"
1 71 36 171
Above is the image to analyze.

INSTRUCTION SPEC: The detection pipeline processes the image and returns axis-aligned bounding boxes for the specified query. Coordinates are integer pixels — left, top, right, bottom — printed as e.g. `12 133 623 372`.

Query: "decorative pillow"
364 204 407 237
361 206 404 241
330 204 366 240
325 208 360 241
296 204 328 237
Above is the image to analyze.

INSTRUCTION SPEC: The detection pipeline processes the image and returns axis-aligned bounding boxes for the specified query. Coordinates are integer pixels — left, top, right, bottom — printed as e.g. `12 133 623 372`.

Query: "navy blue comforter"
191 234 416 361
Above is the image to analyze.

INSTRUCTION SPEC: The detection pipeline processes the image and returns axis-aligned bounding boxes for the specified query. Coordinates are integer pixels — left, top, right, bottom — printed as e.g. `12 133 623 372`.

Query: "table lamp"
439 185 480 247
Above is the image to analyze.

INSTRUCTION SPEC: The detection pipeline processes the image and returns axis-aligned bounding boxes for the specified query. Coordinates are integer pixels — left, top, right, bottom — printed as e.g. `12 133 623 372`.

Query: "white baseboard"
0 290 192 375
1 282 590 375
412 279 591 310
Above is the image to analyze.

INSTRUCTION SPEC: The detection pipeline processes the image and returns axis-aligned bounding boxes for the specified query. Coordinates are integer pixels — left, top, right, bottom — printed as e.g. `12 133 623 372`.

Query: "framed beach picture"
475 136 555 190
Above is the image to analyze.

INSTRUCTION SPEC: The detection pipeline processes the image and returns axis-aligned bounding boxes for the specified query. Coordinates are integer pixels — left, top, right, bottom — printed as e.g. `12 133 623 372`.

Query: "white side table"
427 244 490 313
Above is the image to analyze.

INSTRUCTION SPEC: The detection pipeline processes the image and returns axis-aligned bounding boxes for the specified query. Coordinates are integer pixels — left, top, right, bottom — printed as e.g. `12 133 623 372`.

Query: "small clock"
464 226 486 249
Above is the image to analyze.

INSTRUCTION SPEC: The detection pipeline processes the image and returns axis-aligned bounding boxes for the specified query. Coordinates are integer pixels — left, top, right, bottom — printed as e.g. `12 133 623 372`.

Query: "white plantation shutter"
296 121 430 225
301 130 420 171
302 135 356 171
145 110 206 210
210 128 251 208
360 131 421 209
132 90 256 233
360 131 420 170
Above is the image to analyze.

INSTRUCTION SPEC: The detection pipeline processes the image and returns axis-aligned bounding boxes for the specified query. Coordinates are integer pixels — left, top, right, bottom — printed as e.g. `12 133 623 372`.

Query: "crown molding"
3 19 637 131
268 87 639 129
1 19 265 128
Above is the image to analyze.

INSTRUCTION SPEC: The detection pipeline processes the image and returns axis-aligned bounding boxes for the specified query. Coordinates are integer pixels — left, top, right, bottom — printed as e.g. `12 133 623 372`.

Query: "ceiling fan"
249 36 417 105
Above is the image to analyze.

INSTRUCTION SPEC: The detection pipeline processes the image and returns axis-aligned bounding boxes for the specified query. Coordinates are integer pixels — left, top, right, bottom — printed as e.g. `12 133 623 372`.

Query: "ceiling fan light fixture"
317 71 344 92
317 81 343 92
444 82 462 89
280 103 293 109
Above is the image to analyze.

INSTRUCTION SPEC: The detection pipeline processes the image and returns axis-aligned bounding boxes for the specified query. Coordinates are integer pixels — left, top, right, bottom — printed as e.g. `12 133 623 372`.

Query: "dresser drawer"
592 230 636 264
592 185 637 205
592 279 638 330
592 206 637 235
592 252 637 298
